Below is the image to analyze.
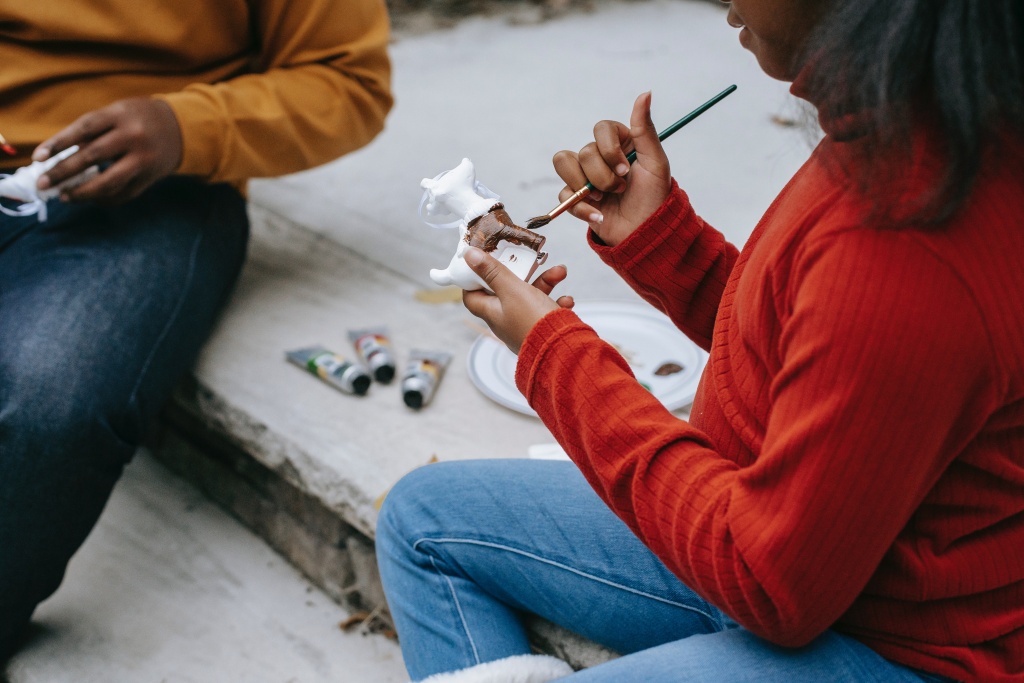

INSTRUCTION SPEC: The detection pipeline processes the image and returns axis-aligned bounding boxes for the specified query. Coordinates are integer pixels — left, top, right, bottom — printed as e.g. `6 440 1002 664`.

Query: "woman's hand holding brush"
530 85 735 240
465 91 677 353
551 91 672 247
465 87 735 353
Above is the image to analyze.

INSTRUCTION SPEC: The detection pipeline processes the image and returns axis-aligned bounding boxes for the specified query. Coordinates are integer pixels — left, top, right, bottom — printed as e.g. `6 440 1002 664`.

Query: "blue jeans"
0 177 248 662
376 459 955 682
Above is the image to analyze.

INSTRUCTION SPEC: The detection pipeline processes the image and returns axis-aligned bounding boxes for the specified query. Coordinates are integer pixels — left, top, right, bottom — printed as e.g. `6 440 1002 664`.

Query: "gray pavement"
4 450 407 683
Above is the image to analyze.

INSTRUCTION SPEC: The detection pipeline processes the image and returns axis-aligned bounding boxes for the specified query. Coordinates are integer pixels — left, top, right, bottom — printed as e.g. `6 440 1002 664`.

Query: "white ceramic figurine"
0 146 99 221
421 158 547 292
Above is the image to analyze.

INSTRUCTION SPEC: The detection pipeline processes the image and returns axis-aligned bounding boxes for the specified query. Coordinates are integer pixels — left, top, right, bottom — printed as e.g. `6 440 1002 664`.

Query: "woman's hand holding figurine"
464 90 673 353
463 253 572 354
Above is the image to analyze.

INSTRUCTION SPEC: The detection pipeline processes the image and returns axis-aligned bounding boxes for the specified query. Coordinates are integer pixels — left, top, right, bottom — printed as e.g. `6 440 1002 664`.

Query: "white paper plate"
467 301 708 417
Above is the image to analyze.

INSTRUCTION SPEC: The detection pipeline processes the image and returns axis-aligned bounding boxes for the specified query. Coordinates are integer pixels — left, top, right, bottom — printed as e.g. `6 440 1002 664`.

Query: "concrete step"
151 416 621 671
4 450 407 683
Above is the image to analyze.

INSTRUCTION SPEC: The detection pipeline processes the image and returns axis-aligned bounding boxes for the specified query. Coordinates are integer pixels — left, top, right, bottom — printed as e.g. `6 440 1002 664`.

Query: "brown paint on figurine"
466 204 546 254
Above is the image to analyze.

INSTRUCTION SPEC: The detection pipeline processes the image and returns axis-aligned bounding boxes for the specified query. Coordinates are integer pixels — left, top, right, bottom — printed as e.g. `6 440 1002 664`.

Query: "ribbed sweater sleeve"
516 221 998 647
589 180 739 351
155 0 392 182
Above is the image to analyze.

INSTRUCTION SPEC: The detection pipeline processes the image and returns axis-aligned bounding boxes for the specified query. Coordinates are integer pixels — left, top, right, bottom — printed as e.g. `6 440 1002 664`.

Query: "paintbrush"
524 84 737 231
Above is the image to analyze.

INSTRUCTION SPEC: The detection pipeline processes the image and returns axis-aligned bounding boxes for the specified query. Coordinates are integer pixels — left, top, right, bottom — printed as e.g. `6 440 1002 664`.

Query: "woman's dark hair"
802 0 1024 224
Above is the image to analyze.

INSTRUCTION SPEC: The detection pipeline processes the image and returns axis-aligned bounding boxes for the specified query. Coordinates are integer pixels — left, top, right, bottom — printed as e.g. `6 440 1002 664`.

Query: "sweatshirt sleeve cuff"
153 88 228 179
588 179 699 272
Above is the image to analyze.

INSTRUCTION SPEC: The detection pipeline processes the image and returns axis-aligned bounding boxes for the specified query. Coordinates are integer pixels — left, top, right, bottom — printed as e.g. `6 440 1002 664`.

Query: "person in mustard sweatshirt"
0 0 392 662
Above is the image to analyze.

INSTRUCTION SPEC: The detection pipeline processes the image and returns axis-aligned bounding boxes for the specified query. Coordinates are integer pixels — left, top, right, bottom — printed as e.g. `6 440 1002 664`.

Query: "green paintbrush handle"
582 83 738 191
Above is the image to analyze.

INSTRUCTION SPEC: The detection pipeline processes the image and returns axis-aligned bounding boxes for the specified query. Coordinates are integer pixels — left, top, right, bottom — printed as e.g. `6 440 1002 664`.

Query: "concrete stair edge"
152 407 619 671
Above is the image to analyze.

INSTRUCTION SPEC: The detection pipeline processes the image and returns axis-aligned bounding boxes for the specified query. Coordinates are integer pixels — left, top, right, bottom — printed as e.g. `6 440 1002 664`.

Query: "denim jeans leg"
0 178 249 661
565 624 955 682
375 459 727 681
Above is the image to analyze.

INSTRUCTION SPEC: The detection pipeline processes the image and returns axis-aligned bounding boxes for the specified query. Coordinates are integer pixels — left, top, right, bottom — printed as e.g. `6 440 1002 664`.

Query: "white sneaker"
417 654 574 683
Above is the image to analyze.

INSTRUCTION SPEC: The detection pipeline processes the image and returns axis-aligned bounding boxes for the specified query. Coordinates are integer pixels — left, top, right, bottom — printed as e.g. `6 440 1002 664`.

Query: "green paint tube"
287 346 371 396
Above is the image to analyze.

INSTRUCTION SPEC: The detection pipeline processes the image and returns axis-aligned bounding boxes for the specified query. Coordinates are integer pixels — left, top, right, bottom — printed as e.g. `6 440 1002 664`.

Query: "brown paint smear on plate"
654 361 685 376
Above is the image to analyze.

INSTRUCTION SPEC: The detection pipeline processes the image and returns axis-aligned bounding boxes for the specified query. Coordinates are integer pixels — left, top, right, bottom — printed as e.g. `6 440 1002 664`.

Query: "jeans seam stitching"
414 537 718 623
126 228 204 405
429 554 481 666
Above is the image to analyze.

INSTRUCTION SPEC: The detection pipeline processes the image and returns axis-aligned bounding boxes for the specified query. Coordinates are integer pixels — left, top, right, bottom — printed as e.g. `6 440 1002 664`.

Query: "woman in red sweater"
376 0 1024 681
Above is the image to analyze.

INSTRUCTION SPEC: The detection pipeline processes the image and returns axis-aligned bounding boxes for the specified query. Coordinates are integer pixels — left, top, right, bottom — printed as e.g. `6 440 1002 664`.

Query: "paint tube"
401 350 452 409
287 346 371 396
348 326 397 384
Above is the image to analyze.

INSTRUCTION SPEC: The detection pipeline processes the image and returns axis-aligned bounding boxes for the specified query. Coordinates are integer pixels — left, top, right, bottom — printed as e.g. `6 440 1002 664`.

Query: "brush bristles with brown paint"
524 84 737 232
524 185 594 231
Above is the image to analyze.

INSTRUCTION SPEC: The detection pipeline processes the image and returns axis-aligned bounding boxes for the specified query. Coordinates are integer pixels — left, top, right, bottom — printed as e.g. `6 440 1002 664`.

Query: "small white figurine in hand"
421 158 547 292
0 146 99 221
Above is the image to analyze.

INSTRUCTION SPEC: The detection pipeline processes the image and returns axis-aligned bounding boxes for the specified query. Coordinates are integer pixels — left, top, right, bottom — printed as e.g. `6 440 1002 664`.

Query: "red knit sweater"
515 138 1024 682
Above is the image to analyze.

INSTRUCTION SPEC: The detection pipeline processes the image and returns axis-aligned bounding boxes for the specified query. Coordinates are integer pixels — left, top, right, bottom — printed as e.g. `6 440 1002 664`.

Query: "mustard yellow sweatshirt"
0 0 393 183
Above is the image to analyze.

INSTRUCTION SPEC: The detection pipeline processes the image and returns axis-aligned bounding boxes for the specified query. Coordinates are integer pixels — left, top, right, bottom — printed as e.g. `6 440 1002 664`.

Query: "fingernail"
36 175 51 190
615 163 629 176
32 147 49 162
589 212 604 225
464 247 484 265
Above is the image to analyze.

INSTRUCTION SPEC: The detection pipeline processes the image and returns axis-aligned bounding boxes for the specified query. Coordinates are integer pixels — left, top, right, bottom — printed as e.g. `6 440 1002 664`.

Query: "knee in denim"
0 346 138 459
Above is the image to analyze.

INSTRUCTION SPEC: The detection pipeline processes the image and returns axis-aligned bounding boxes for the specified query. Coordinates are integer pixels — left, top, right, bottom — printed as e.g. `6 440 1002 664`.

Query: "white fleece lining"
417 654 574 683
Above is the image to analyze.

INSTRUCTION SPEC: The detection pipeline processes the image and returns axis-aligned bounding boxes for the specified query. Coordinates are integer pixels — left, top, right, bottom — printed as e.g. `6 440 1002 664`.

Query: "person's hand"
32 98 183 204
463 247 574 354
552 91 672 247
